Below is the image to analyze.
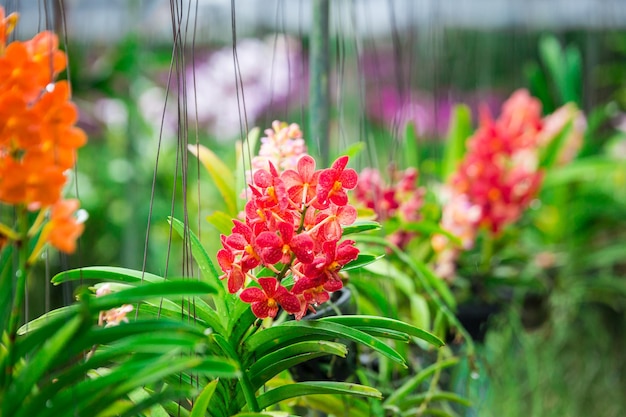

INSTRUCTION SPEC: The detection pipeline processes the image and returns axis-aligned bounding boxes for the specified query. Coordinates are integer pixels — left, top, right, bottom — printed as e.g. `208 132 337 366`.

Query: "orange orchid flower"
0 8 18 51
44 199 84 254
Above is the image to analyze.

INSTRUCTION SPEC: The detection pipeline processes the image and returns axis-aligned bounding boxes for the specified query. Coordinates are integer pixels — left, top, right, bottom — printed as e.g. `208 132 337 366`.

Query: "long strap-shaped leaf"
243 320 407 368
52 265 166 285
319 316 444 347
256 381 382 410
3 315 82 417
248 341 348 390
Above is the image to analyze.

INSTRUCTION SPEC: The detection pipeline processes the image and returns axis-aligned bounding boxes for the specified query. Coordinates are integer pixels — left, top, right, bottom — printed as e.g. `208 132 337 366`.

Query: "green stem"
479 231 494 275
4 206 31 387
417 348 445 416
213 334 260 412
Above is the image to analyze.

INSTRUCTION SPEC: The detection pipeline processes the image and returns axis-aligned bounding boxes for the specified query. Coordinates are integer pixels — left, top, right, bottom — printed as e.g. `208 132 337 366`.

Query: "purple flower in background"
187 35 304 139
367 87 503 138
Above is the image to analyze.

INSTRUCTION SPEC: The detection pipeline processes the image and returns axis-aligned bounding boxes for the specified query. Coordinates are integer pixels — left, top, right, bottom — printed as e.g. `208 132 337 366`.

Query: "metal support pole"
309 0 330 166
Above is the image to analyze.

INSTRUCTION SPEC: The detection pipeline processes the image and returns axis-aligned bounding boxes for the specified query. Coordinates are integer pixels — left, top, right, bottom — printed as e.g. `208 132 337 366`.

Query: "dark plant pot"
454 302 500 343
290 287 358 382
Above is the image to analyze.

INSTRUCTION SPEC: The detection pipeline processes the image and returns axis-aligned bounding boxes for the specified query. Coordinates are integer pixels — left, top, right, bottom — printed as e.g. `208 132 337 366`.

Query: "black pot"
454 302 500 343
290 287 358 382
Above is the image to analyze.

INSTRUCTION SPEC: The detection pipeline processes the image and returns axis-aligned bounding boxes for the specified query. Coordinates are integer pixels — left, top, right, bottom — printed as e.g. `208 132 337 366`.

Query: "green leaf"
543 157 624 187
525 62 553 112
248 341 347 389
52 266 165 285
244 320 408 368
139 299 226 336
189 143 237 215
88 280 217 312
342 220 381 236
340 141 366 160
319 315 443 347
402 220 462 245
190 379 219 417
403 122 420 168
17 305 74 335
539 35 567 105
384 357 460 406
116 386 190 417
256 381 382 409
343 254 384 272
409 293 431 333
363 257 416 298
3 315 82 417
0 245 14 333
398 391 472 408
168 216 231 328
539 120 573 168
442 104 472 180
168 217 222 284
207 210 236 236
303 394 372 417
564 45 582 105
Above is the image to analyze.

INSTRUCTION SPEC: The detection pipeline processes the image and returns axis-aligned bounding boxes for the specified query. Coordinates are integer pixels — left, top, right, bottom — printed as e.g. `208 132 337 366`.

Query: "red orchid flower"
302 239 359 289
256 221 315 265
252 162 289 211
224 220 261 271
281 155 320 207
216 248 246 293
312 203 357 241
240 277 301 319
315 156 358 209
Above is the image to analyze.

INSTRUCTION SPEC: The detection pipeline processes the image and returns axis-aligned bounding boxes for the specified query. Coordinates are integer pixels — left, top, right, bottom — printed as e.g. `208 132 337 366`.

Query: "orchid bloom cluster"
0 8 86 255
251 120 307 173
218 124 360 320
355 166 425 248
433 89 584 279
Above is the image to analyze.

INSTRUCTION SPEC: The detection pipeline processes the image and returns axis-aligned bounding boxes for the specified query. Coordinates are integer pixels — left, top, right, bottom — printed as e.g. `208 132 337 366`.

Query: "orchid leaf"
169 216 230 321
398 391 472 409
539 35 568 105
442 104 472 180
52 266 165 285
539 120 573 168
342 220 381 236
168 217 222 284
303 394 372 417
404 121 420 168
189 143 237 214
207 210 236 236
248 341 347 389
343 253 384 272
256 381 382 410
3 316 82 416
402 220 462 245
385 357 460 406
88 281 216 311
319 315 443 347
244 320 407 368
190 379 220 417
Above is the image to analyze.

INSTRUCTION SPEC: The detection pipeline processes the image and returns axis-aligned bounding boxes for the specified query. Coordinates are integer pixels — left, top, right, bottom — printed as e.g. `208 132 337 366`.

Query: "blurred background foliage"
9 0 626 416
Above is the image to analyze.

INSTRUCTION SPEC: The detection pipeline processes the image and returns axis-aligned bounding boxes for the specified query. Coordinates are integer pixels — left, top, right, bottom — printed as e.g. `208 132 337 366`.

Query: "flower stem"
4 206 31 387
479 231 494 275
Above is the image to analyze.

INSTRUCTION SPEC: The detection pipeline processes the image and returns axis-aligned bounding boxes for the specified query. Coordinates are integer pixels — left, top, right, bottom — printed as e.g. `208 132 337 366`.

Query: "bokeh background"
7 1 626 416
